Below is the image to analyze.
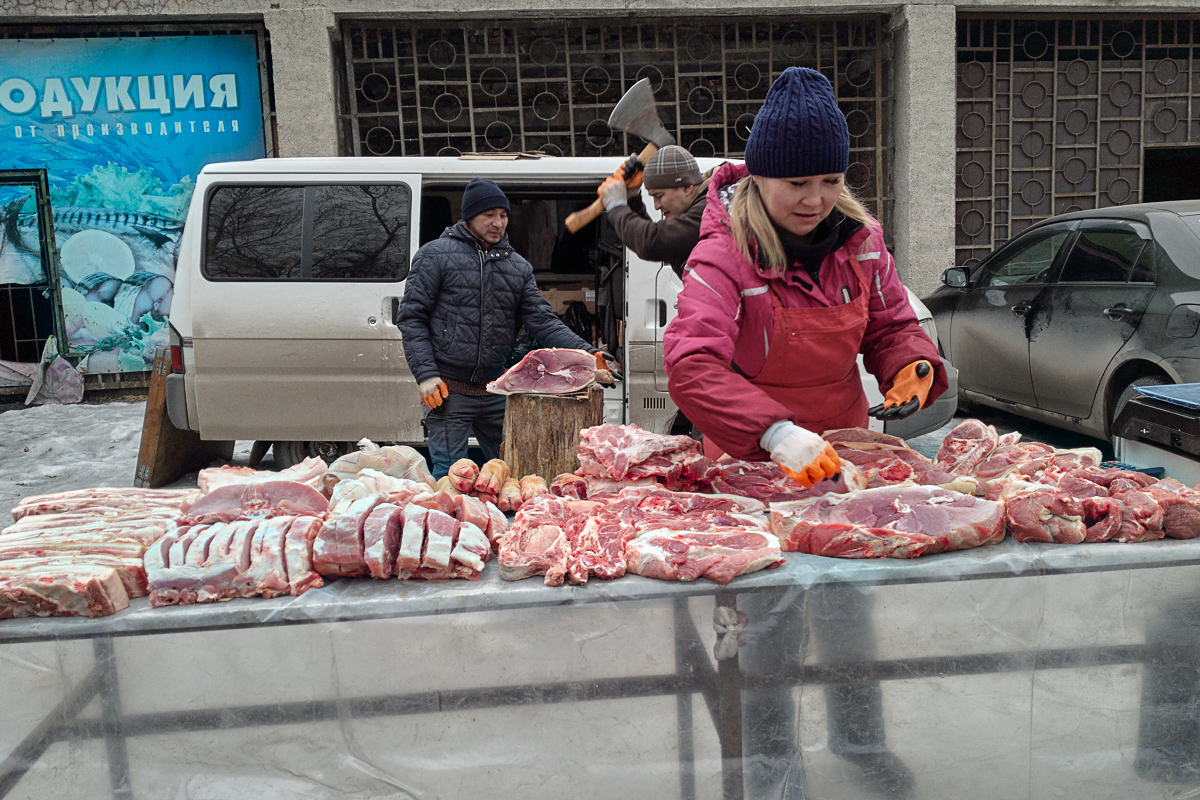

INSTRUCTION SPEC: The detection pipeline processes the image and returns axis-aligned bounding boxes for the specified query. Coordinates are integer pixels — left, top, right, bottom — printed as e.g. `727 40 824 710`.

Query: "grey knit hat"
643 145 702 190
744 67 849 179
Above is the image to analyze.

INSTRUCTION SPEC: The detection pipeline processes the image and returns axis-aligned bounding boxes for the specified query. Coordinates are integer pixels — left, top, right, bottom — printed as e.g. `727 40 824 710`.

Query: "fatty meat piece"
450 521 491 572
410 489 457 517
312 495 382 578
486 348 597 395
199 456 327 494
327 471 429 513
0 564 131 619
283 517 324 596
576 424 717 490
498 478 523 512
436 476 464 497
624 529 782 584
396 504 429 573
453 493 492 533
362 503 404 579
421 510 459 571
448 459 480 494
549 473 588 499
769 485 1006 558
11 487 199 522
182 480 328 524
244 517 293 598
484 503 508 545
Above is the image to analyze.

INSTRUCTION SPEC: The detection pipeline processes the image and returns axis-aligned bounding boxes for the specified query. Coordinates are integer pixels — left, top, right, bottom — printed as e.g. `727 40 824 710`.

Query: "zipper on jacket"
471 244 485 382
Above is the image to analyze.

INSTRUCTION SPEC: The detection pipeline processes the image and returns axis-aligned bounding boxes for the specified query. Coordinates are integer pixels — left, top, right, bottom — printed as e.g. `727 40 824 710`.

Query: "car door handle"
1104 304 1133 321
1011 302 1032 315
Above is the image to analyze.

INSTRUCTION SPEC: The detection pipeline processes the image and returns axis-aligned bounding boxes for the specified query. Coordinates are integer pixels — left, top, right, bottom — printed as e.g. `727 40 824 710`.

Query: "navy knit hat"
460 178 510 220
744 67 849 179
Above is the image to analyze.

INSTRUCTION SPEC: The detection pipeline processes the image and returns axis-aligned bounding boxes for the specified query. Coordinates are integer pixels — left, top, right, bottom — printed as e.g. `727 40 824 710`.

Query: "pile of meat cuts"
1 487 199 619
443 457 547 512
487 348 610 395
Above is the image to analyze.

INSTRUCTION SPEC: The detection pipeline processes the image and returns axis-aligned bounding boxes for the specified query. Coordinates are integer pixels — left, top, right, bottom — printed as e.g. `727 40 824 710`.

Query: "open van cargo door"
191 175 422 442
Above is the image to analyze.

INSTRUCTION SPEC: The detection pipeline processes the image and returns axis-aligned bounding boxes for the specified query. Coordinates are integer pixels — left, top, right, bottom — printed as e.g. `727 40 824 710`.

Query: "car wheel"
273 440 348 469
1111 375 1171 436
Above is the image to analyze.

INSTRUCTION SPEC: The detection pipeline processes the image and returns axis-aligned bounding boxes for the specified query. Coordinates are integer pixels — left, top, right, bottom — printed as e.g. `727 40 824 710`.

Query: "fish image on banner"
0 35 267 373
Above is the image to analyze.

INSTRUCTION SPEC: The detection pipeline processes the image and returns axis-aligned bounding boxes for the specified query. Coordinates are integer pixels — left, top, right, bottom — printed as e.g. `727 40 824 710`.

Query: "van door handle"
1011 302 1032 315
382 296 400 324
657 299 667 327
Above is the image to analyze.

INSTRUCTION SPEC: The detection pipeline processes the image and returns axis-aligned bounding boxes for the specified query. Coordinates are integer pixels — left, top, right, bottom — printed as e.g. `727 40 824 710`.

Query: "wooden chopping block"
134 348 234 488
503 384 603 481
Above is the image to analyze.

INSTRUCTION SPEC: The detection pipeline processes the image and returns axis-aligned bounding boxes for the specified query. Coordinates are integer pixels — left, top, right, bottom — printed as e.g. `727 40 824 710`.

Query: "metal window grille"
341 17 894 239
956 16 1200 267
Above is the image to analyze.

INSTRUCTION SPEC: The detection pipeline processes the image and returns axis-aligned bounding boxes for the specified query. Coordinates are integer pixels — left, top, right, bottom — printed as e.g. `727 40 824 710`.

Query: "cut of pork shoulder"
625 529 782 584
935 419 1001 476
198 456 327 494
710 459 867 501
362 503 404 579
577 424 715 486
312 495 382 578
1004 492 1087 544
826 428 977 493
487 348 597 395
0 564 130 619
1139 479 1200 539
770 485 1005 558
11 487 199 522
182 481 328 525
498 497 603 585
550 473 589 499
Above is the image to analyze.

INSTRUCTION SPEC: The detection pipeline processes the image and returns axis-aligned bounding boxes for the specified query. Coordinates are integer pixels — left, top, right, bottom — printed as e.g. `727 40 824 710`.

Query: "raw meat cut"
327 470 429 513
0 564 130 619
550 473 588 499
283 516 324 595
577 424 716 490
362 503 404 579
312 495 382 578
182 481 328 524
484 503 508 545
625 529 782 584
710 459 866 502
770 485 1006 558
1132 479 1200 539
498 478 523 512
519 475 549 502
420 510 459 571
452 494 492 534
498 497 601 584
436 476 463 496
396 504 428 573
934 419 1001 476
198 457 327 494
11 487 199 522
474 459 510 495
244 517 292 598
827 428 977 493
1004 491 1087 544
487 348 596 395
450 521 491 572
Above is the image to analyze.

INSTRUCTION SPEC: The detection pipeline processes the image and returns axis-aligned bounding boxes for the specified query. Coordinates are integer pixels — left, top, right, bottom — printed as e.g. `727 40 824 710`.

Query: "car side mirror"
943 267 971 288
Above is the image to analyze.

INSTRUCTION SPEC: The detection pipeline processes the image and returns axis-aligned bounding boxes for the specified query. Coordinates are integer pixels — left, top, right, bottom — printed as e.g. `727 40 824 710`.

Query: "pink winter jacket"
663 162 947 461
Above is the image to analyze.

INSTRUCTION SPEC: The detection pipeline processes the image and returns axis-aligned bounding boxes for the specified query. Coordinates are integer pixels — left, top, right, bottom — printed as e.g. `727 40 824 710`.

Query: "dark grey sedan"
923 200 1200 441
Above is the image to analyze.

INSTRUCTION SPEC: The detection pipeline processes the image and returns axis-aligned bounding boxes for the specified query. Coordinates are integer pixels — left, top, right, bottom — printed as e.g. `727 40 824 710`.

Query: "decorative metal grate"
956 17 1200 267
341 17 894 239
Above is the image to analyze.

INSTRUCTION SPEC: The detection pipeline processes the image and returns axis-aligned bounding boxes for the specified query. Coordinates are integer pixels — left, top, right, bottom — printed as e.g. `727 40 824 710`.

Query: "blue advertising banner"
0 34 267 373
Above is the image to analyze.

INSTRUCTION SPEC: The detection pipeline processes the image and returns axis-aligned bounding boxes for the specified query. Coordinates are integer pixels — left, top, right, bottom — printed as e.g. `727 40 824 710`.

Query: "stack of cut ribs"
1 487 199 618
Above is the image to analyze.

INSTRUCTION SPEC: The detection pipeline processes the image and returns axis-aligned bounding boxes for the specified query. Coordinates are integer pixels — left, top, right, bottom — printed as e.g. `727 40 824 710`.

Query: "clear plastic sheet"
4 539 1200 800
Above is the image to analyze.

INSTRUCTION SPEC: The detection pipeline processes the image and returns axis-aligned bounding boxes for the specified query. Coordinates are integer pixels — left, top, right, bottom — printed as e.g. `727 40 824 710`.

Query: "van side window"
204 186 304 279
203 184 412 281
310 185 411 280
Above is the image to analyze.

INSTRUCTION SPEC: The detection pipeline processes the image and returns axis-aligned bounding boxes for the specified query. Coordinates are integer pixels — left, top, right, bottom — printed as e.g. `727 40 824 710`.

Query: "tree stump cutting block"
503 385 603 481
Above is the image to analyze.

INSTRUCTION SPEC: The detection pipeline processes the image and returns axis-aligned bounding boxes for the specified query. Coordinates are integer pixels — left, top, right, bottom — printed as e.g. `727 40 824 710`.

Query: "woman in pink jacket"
663 67 947 487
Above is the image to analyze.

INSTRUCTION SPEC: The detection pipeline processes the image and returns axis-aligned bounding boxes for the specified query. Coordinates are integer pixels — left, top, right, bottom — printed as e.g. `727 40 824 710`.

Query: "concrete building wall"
6 0 1200 298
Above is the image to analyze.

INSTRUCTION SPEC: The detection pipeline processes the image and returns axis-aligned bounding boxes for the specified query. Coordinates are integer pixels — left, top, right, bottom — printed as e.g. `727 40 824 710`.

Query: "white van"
166 156 956 466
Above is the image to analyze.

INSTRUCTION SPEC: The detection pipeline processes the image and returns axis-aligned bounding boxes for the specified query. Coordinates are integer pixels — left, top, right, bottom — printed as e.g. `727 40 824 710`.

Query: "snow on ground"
0 400 252 518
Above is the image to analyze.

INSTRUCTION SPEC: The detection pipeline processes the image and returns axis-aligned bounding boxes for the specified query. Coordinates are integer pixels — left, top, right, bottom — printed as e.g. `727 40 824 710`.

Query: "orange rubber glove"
419 377 449 410
764 423 841 489
869 360 933 421
597 154 644 197
594 351 622 379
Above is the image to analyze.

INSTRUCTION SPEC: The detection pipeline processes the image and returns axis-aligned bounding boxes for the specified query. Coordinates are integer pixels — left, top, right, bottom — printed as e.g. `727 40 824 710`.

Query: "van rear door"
193 177 421 442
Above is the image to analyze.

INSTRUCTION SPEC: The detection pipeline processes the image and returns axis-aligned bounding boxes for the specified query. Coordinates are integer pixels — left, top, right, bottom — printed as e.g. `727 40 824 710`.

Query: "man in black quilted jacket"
398 178 616 478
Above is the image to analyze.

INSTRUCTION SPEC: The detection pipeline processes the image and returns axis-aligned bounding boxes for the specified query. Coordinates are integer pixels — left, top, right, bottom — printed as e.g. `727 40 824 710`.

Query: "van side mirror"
943 267 971 288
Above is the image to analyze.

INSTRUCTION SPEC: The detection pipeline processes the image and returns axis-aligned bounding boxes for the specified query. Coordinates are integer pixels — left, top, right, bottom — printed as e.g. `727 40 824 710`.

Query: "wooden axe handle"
565 142 661 234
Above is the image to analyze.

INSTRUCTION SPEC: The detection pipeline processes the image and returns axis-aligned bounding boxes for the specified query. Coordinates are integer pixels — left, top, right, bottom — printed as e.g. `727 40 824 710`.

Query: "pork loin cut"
624 529 782 584
182 480 328 524
487 348 596 395
362 503 404 579
312 496 382 578
770 485 1005 558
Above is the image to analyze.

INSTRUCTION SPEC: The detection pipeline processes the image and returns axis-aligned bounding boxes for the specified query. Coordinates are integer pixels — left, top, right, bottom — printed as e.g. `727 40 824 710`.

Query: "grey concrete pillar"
891 4 957 298
263 8 340 157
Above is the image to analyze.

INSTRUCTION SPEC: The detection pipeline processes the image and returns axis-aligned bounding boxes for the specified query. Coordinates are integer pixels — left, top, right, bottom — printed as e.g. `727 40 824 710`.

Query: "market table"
4 538 1200 800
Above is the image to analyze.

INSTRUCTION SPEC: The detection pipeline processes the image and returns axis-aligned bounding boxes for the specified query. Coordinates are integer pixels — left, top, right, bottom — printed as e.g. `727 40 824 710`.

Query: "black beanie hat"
460 178 510 221
744 67 850 179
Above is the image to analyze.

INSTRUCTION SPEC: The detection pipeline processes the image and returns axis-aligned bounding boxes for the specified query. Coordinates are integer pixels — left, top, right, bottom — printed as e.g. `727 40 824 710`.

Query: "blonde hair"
730 176 875 277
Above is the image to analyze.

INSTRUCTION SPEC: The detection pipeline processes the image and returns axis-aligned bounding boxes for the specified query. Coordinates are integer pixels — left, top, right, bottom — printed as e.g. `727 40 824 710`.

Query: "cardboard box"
541 285 596 315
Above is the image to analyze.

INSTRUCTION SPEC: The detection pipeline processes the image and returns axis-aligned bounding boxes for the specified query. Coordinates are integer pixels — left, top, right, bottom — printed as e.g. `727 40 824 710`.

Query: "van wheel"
273 440 349 469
